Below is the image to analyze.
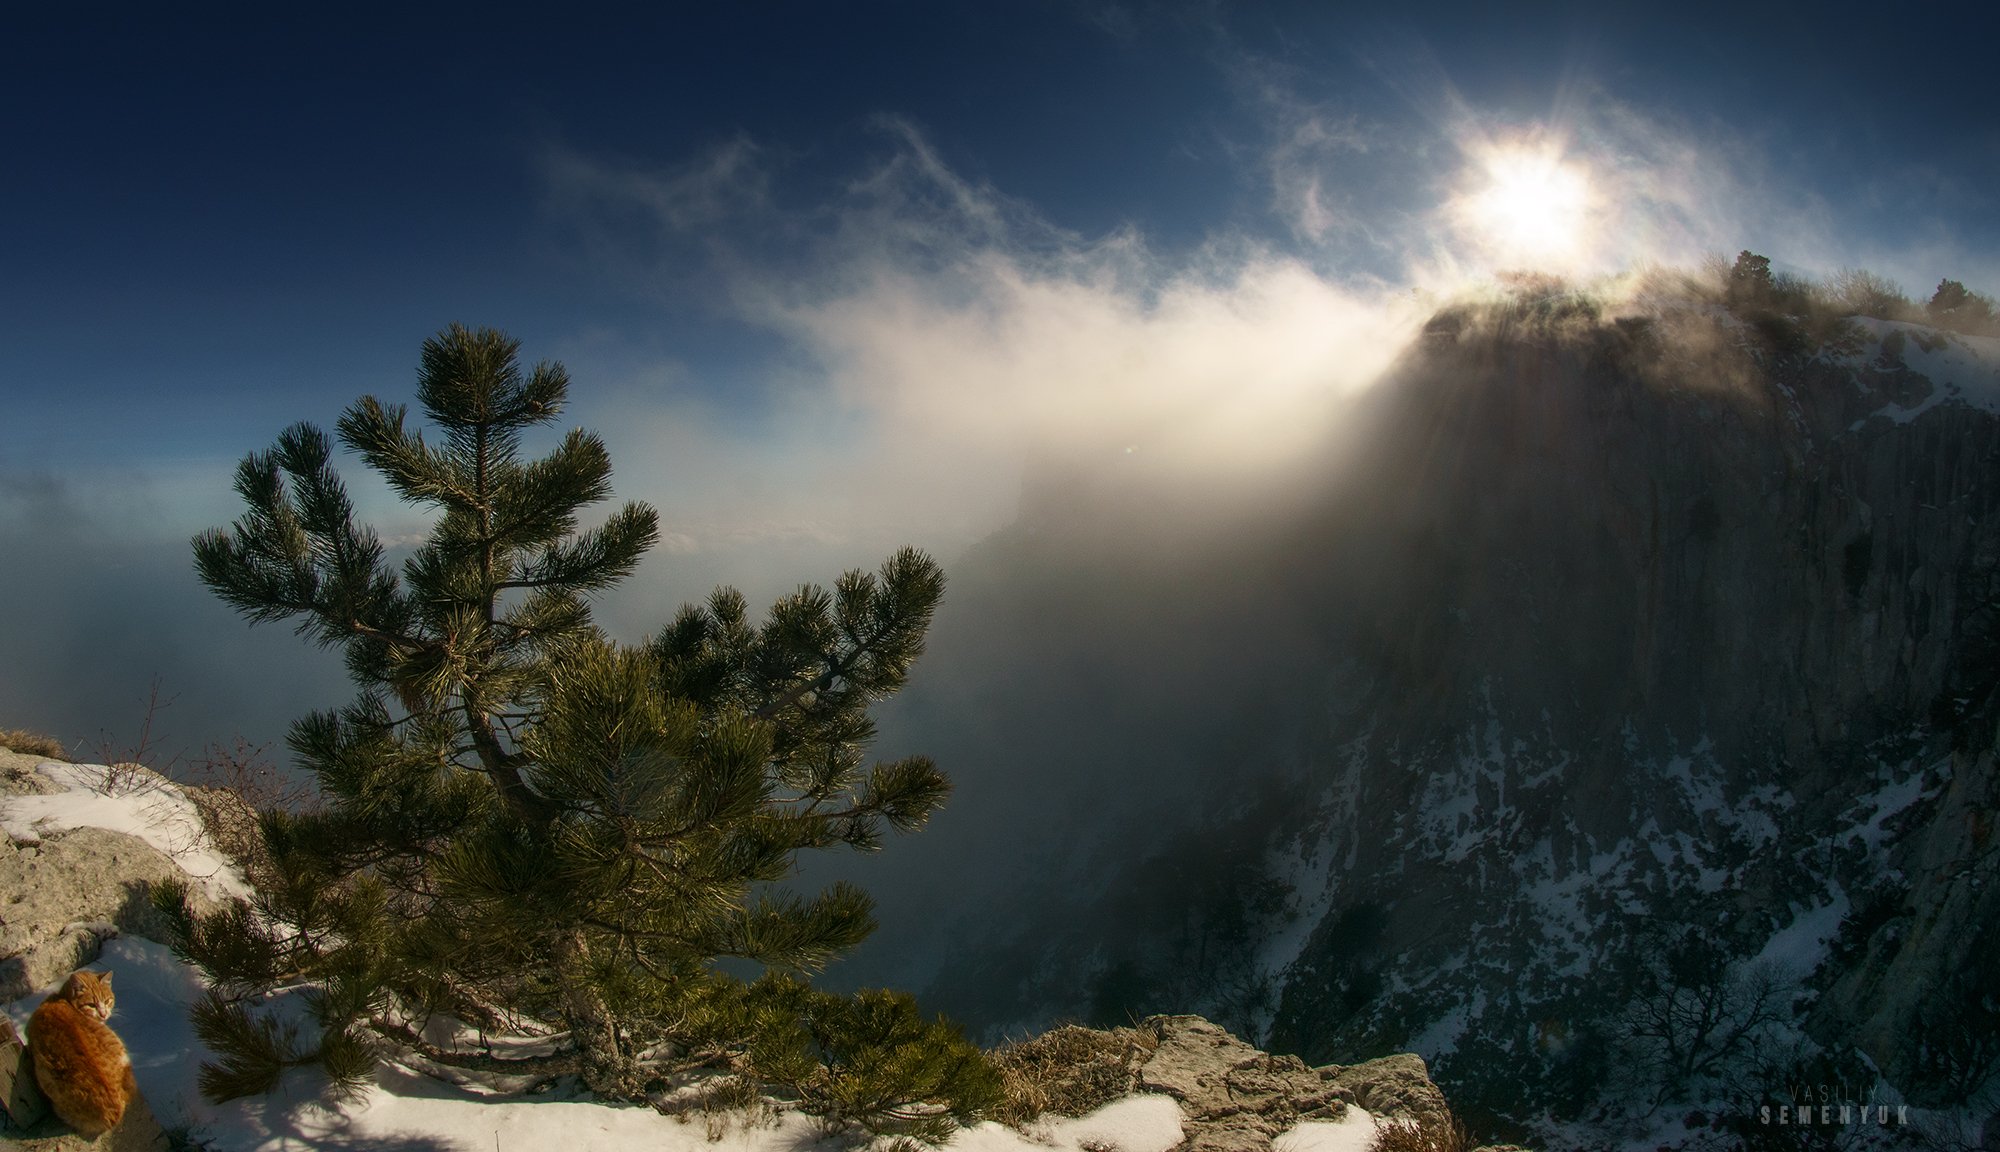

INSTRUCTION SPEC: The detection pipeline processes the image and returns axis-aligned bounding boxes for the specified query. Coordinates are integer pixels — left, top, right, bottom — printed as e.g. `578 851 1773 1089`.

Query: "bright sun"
1463 145 1594 264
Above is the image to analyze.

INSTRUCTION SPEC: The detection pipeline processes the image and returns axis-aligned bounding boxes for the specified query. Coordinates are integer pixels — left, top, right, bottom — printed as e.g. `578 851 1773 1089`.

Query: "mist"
0 471 351 768
534 111 1856 1032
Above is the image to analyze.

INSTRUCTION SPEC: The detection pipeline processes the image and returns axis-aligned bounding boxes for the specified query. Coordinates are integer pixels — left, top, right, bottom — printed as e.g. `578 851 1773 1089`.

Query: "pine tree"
1726 250 1774 305
1927 278 1997 334
168 324 988 1128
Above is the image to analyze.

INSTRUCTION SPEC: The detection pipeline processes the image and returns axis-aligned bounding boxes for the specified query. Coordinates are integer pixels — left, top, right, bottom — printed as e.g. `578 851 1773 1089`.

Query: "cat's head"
57 969 114 1021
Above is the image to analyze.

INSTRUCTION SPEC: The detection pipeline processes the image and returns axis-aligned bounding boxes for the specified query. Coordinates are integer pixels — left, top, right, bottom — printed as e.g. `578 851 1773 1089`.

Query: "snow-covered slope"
2 759 253 903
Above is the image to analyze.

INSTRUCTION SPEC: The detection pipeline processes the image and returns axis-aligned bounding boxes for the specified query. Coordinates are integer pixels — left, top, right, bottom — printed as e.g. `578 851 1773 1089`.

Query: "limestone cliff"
1256 297 2000 1134
882 286 2000 1146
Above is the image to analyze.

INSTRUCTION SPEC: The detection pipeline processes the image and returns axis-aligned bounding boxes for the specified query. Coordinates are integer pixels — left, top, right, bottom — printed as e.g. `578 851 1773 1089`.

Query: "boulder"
2 1016 50 1129
1324 1052 1452 1132
1112 1016 1458 1152
1138 1016 1351 1138
0 751 63 798
0 1095 173 1151
1 826 212 1002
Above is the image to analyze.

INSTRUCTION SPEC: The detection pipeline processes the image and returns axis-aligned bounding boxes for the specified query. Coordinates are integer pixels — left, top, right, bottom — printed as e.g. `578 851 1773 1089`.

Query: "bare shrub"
88 760 172 797
177 736 319 814
169 739 319 886
1827 269 1916 322
80 676 181 796
989 1024 1154 1128
0 727 68 760
1621 929 1793 1109
1369 1109 1469 1152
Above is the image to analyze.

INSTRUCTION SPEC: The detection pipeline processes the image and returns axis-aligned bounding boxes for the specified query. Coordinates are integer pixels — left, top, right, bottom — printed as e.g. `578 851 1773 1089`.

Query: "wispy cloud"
541 54 1926 597
542 118 1427 602
1238 76 1380 248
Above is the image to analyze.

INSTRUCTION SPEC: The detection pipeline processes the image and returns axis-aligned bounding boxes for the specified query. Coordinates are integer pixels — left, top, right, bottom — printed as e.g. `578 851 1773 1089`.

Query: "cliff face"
886 290 2000 1142
1248 300 2000 1129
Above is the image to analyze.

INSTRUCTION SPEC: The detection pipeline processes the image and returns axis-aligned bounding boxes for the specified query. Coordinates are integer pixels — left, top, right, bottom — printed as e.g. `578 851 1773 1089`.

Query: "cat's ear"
100 971 114 985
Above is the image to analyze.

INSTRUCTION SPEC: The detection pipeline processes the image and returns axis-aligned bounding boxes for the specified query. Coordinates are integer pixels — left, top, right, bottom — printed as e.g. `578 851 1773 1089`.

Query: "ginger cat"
28 969 136 1138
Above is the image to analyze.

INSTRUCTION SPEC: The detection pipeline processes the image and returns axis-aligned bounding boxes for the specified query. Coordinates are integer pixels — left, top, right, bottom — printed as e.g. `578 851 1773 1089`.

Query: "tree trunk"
463 699 559 827
556 929 636 1098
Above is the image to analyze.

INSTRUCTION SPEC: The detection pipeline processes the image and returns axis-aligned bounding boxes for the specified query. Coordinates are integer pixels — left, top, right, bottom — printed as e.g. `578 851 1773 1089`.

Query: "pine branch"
496 502 660 592
337 397 478 509
191 990 324 1102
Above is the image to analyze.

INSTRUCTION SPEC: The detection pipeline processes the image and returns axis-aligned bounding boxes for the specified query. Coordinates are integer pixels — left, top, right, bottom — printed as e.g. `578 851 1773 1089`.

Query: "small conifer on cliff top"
165 323 994 1135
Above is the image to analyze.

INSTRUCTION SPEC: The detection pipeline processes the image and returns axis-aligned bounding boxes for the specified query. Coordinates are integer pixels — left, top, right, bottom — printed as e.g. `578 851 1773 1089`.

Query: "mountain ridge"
874 280 2000 1148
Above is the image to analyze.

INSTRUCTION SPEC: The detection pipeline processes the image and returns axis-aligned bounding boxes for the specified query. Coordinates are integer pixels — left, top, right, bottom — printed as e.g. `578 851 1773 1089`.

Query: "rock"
2 1016 50 1130
0 752 63 798
995 1016 1390 1151
1180 1128 1276 1152
0 827 214 1002
1325 1053 1451 1132
1138 1015 1279 1117
1124 1016 1457 1152
0 926 106 1008
1247 309 2000 1121
0 1093 173 1151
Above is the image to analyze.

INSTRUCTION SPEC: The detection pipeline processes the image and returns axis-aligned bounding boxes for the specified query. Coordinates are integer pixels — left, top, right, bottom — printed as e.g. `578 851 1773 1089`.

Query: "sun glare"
1462 145 1594 265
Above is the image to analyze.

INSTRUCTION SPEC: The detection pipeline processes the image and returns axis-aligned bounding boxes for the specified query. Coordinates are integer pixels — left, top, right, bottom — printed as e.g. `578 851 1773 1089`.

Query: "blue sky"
2 1 1996 753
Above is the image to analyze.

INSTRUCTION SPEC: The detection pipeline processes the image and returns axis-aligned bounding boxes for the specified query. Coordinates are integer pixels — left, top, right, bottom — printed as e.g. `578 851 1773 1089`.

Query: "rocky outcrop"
1 758 223 1002
0 757 221 1148
0 825 208 1002
0 1016 45 1130
1010 1015 1455 1152
0 750 64 798
1137 1015 1354 1152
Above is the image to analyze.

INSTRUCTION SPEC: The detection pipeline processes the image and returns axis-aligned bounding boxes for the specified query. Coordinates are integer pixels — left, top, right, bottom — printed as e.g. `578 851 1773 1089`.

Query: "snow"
1416 761 1484 863
1840 763 1939 858
1 759 1221 1152
1260 832 1339 988
1408 999 1474 1060
1271 1108 1382 1152
1843 319 2000 426
1515 839 1602 978
4 931 1200 1152
1 758 254 902
977 1096 1186 1152
1751 889 1850 978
